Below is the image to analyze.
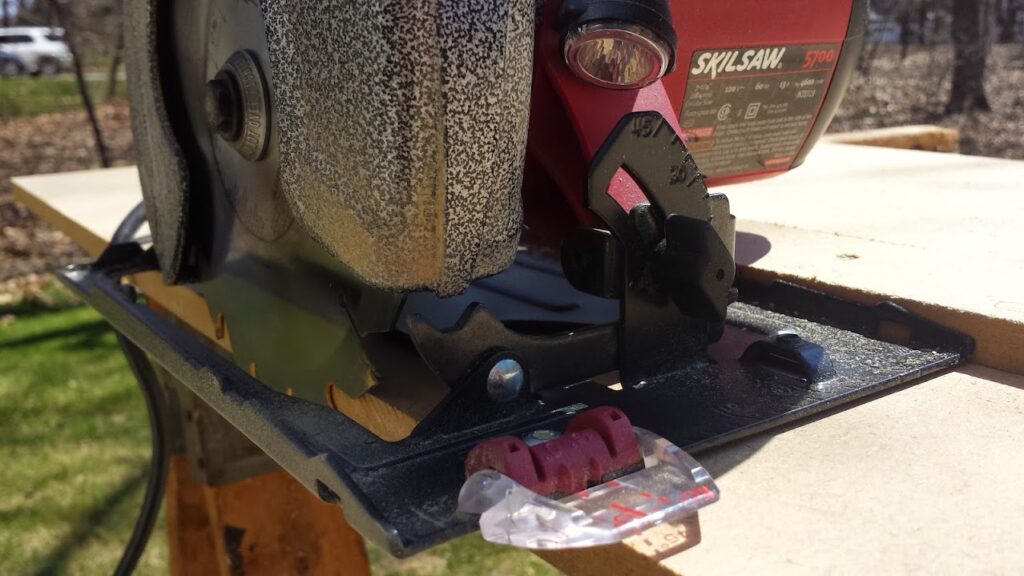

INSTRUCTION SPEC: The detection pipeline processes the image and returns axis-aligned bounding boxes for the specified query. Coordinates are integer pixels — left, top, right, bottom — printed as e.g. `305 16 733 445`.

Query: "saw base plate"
59 248 967 556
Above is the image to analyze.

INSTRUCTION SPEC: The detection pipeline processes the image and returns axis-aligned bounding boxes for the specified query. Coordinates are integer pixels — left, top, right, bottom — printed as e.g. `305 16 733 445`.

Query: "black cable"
111 202 148 246
112 334 168 576
109 201 168 576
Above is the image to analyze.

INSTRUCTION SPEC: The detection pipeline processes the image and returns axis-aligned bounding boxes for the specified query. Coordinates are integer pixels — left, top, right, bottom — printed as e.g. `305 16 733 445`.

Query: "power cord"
109 202 168 576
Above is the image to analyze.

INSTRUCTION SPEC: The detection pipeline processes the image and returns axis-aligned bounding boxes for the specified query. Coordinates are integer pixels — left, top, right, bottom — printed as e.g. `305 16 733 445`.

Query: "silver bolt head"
523 429 559 446
486 358 524 402
771 327 801 346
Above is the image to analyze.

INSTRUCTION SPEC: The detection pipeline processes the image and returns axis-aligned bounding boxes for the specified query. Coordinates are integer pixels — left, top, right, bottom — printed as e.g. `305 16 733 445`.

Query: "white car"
0 27 73 76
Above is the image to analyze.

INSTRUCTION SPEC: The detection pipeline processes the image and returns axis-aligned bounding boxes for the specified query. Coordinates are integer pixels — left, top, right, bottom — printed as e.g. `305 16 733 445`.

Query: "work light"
563 21 673 89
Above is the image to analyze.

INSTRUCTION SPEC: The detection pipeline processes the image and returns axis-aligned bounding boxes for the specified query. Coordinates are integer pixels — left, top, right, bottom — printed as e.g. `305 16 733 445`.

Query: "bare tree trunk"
49 0 111 168
859 4 895 75
999 0 1022 42
3 0 11 27
105 0 124 102
917 1 930 45
899 8 913 61
946 0 993 114
858 40 883 75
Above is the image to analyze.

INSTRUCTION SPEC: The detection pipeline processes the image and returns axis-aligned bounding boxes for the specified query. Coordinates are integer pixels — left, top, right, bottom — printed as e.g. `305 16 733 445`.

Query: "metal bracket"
578 112 737 383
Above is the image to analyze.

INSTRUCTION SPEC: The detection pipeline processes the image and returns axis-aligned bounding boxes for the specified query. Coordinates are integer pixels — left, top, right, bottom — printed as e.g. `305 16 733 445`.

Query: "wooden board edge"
739 267 1024 376
825 124 960 153
11 177 109 257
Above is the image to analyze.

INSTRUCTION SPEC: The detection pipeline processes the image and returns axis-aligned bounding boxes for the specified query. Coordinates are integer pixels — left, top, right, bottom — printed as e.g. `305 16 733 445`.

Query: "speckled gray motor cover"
124 0 193 283
259 0 535 295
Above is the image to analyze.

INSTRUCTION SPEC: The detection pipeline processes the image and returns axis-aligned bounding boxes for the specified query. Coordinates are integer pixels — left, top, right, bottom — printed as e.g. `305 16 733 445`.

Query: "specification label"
679 44 839 178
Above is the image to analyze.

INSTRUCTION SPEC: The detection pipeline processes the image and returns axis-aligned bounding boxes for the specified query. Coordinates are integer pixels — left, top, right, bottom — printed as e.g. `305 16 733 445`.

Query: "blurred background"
0 0 1022 574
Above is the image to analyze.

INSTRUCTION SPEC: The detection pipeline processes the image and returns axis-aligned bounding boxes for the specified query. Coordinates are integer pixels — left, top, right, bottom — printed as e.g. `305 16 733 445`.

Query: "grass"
367 536 558 576
0 283 559 575
0 76 125 120
0 296 168 575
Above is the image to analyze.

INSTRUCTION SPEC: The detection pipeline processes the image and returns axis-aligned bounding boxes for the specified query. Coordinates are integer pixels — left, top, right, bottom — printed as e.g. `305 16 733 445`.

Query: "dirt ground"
829 44 1024 160
0 101 134 289
1 43 1022 284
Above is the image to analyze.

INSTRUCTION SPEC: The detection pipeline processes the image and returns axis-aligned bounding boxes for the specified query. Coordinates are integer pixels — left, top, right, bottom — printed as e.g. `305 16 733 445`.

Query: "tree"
13 0 56 27
946 0 994 113
48 0 111 168
105 0 123 102
899 4 914 60
998 0 1022 42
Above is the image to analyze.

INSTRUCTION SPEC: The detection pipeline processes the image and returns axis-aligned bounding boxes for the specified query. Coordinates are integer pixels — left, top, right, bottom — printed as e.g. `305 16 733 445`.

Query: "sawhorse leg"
165 454 370 576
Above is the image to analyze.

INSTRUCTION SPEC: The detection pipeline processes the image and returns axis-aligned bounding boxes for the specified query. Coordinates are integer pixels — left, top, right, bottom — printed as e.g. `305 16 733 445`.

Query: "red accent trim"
610 503 647 517
679 486 713 501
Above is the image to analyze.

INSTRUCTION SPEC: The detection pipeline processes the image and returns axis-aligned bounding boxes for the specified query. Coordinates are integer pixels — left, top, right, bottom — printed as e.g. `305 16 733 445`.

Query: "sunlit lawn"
0 76 125 120
0 298 167 575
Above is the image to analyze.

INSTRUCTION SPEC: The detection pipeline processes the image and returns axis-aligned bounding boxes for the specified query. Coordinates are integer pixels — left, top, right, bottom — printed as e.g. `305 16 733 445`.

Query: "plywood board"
726 143 1024 374
12 166 145 257
544 365 1024 575
825 124 959 152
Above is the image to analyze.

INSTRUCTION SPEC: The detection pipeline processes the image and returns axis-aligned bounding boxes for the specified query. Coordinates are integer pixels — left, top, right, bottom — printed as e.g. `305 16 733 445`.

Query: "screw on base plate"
486 358 525 402
523 429 559 446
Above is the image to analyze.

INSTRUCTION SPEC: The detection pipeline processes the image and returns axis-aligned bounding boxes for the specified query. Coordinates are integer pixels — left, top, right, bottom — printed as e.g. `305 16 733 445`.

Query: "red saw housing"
524 0 866 236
